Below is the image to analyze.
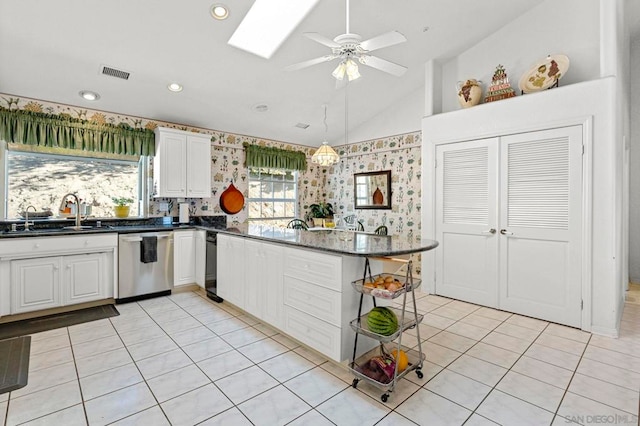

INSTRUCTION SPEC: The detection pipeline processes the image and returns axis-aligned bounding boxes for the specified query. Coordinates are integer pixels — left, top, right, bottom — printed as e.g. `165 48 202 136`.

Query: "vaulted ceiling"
1 0 575 147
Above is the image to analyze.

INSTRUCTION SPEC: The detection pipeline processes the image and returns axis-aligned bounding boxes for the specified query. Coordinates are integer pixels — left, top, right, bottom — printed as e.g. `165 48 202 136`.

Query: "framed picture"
354 170 391 210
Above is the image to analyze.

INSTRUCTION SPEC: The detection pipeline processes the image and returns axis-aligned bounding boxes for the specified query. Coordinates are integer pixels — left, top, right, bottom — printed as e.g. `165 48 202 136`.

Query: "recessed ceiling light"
167 83 183 92
79 90 100 101
211 4 229 20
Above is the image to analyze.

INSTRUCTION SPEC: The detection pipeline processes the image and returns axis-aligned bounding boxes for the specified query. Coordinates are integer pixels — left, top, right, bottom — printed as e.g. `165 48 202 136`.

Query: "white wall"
629 35 640 282
440 0 600 113
339 89 423 144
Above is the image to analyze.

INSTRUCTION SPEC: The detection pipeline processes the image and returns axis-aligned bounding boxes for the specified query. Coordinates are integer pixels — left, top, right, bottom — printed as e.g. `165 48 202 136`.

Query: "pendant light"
311 105 340 167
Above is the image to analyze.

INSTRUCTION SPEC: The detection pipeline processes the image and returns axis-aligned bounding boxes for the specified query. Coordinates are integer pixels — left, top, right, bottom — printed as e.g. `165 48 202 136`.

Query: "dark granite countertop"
0 216 227 239
213 224 439 257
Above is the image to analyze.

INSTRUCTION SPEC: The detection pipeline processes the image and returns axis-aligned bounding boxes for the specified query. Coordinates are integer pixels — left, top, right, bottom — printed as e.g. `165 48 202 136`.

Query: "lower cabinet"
217 233 380 362
218 235 284 328
10 257 61 313
64 253 108 305
11 252 109 314
0 234 117 317
174 230 196 287
245 239 284 329
173 229 207 288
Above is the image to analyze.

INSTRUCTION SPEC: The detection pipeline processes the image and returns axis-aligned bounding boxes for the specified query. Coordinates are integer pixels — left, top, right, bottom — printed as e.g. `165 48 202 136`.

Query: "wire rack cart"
348 256 424 402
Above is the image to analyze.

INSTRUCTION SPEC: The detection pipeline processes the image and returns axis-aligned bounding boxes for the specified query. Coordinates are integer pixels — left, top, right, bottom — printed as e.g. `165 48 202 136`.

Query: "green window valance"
0 108 155 156
243 142 307 171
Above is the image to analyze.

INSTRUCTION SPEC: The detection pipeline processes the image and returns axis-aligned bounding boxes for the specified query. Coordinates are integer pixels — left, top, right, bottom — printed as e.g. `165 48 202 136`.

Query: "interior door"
499 126 583 327
435 138 499 308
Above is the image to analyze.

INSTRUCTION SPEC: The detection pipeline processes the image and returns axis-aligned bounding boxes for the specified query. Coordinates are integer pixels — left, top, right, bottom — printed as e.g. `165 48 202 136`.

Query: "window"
247 167 297 227
3 144 146 219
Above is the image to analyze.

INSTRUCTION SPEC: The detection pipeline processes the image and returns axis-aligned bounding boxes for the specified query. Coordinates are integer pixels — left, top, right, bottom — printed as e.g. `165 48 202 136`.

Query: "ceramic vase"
456 79 483 108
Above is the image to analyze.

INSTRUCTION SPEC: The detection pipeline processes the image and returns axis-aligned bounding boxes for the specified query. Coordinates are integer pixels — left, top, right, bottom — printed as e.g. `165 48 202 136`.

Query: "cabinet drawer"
283 276 341 326
0 234 117 258
283 248 341 290
284 306 340 361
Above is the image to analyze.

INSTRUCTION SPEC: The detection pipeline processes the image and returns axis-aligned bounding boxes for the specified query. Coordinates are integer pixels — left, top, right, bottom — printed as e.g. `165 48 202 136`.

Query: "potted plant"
112 197 134 218
305 202 334 227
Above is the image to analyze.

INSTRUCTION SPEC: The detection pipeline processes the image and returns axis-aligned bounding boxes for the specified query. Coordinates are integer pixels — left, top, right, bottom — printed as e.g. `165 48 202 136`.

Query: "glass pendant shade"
311 141 340 167
332 58 360 81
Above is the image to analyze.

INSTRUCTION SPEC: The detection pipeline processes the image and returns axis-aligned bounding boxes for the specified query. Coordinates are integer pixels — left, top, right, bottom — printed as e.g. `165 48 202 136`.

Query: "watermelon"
367 307 399 336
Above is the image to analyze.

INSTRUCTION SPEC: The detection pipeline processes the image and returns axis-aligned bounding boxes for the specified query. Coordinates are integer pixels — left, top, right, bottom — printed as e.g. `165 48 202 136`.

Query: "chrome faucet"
24 205 36 231
59 193 82 229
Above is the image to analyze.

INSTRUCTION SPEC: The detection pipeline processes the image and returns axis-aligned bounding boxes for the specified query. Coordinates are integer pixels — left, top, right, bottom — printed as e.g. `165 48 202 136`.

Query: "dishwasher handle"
120 234 172 243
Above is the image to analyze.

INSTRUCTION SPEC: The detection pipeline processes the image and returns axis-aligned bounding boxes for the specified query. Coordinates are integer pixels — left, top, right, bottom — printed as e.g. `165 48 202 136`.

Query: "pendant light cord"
345 83 349 145
324 104 328 135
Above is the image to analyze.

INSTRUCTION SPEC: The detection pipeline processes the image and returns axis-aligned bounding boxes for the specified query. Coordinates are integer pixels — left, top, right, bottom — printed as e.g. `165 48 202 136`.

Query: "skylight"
228 0 320 59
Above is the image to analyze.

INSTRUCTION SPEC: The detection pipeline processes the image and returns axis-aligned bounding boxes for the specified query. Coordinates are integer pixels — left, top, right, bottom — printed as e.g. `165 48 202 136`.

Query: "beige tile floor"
1 289 639 425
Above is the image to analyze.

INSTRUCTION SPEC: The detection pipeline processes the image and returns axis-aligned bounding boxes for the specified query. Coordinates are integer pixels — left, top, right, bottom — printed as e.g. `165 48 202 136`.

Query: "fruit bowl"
351 273 421 299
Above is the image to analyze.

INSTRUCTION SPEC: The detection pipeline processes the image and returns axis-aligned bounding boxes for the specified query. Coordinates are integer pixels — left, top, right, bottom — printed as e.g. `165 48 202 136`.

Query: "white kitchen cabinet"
0 234 117 317
11 257 62 314
64 253 108 305
174 230 196 287
0 233 118 315
216 234 246 307
153 127 211 198
216 233 380 362
195 230 206 288
245 239 283 328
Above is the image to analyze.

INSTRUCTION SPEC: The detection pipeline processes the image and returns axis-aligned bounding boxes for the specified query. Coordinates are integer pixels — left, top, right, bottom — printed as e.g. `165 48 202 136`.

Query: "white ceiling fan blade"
359 55 407 77
359 31 406 52
284 55 337 72
303 32 341 48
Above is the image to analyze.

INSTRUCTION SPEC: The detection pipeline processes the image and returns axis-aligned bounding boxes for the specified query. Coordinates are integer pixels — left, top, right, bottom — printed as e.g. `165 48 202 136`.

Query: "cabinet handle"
53 266 58 271
34 243 40 248
482 229 496 234
67 265 72 269
84 240 90 245
500 229 514 235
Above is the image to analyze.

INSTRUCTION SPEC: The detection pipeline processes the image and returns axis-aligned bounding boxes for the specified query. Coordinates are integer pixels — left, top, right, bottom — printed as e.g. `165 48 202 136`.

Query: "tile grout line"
550 333 593 424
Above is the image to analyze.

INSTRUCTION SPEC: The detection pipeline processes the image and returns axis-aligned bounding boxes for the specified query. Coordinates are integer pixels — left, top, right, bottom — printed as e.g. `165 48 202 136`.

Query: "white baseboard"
590 325 619 338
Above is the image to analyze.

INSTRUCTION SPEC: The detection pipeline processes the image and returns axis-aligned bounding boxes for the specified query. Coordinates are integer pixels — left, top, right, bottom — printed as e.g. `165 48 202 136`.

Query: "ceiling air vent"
295 122 310 129
100 65 130 80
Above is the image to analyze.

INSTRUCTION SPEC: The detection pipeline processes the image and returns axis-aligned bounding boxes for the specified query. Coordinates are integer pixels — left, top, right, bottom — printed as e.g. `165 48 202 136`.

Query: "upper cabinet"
153 127 211 198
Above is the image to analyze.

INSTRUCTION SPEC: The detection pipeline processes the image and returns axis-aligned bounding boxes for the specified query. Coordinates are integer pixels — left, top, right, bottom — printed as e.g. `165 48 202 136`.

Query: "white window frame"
247 167 298 223
0 142 148 220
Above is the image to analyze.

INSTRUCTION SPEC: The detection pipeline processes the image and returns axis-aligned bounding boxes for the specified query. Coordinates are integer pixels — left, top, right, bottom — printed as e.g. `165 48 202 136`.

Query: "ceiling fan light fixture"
312 142 340 167
345 58 360 81
332 61 347 80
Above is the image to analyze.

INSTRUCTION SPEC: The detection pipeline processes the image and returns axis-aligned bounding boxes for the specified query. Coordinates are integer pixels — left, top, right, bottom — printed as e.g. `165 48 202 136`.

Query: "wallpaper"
0 94 422 256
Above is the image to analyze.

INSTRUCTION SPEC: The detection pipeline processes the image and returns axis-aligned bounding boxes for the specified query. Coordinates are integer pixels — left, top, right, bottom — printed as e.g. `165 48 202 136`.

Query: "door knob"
500 229 514 235
482 229 496 234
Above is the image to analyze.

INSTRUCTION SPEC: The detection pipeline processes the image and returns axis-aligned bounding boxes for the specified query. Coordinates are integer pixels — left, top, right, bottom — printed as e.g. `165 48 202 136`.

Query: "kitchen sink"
62 225 96 231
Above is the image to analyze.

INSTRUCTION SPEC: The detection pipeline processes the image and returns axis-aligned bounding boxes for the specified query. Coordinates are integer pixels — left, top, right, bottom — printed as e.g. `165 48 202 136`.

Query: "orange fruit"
391 349 409 372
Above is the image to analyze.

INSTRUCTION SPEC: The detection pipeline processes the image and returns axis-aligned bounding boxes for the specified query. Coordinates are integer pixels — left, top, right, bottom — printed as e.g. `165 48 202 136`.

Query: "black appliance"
205 231 223 302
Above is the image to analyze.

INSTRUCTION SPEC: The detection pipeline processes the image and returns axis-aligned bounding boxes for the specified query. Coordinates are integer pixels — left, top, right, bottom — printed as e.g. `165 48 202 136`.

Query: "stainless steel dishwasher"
117 231 174 302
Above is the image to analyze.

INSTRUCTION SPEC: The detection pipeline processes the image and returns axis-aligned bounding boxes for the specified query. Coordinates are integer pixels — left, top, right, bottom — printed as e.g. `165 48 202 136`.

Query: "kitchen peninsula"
215 225 438 362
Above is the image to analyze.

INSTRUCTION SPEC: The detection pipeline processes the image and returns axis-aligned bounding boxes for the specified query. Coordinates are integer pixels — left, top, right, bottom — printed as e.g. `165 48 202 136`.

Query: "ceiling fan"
284 0 408 81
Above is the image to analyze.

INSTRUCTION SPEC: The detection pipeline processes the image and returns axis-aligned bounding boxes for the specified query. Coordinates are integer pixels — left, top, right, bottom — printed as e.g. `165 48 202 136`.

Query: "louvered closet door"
435 138 499 307
499 126 582 327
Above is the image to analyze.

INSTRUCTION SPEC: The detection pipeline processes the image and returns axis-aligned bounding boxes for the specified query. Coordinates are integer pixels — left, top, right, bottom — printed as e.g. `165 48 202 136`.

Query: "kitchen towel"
140 236 158 263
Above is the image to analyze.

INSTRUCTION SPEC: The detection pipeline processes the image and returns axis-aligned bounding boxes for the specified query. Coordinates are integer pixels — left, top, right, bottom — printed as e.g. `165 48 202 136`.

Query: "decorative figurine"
484 64 517 103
